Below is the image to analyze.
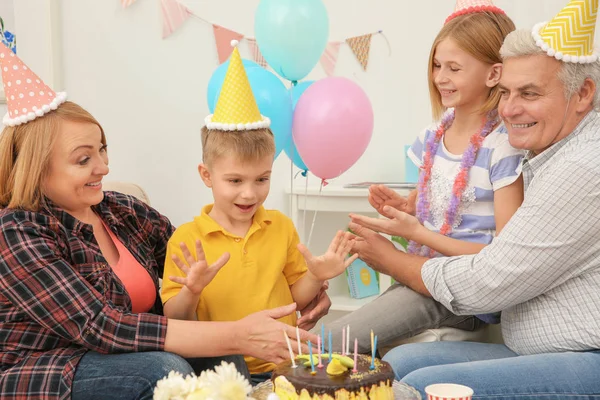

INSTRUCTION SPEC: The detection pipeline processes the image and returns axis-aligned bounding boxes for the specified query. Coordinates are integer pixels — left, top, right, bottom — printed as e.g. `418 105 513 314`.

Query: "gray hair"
500 29 600 110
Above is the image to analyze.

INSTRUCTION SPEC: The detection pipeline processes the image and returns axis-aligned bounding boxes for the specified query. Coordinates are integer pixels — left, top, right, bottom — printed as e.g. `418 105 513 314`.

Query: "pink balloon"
292 77 374 180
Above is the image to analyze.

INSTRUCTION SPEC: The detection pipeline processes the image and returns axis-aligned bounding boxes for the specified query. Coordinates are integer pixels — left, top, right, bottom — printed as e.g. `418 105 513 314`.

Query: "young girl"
328 0 524 353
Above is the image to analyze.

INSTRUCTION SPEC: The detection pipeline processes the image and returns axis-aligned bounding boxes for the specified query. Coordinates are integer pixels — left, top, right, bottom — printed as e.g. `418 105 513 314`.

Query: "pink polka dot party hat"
0 41 67 127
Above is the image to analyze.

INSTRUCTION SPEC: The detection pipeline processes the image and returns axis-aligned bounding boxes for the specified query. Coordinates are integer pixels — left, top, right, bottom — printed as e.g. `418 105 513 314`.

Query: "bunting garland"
212 25 244 63
123 0 388 73
160 0 193 39
320 41 341 76
346 34 373 71
246 38 268 68
121 0 137 8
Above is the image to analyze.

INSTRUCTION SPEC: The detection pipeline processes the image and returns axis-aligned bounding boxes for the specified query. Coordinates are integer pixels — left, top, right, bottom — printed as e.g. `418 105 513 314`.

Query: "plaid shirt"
0 191 174 399
423 111 600 355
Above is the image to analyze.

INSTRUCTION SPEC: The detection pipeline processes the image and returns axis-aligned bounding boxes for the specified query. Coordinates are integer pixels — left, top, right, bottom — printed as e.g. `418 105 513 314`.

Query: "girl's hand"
368 185 418 217
349 206 422 240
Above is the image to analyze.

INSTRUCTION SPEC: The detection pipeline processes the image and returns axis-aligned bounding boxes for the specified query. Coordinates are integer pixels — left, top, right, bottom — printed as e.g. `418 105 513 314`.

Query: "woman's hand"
169 240 230 295
236 304 318 364
298 231 358 281
369 185 418 218
297 282 331 330
350 206 422 240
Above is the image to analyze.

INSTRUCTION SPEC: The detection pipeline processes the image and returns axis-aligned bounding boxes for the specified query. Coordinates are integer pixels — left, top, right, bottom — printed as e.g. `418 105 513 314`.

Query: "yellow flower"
186 387 214 400
153 362 253 400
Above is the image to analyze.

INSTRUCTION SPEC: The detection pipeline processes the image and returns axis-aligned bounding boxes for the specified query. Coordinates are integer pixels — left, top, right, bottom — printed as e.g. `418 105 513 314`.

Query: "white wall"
3 0 596 232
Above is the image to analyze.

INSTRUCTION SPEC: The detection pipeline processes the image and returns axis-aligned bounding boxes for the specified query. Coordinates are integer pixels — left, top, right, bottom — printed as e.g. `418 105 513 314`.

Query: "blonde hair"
428 12 516 120
200 126 275 166
0 101 105 211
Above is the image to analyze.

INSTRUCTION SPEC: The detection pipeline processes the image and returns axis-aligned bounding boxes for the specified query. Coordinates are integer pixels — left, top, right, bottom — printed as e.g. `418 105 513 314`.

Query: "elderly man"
348 1 600 398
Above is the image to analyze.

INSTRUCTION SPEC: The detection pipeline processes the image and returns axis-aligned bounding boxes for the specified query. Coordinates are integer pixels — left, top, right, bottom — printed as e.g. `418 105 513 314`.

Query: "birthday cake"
271 353 395 400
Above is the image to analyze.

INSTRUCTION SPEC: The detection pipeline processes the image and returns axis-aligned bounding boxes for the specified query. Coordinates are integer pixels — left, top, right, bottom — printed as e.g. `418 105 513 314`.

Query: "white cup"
425 383 474 400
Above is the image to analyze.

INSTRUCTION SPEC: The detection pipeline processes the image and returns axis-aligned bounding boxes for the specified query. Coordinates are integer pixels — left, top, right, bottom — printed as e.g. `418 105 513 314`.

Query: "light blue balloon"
284 140 308 172
207 60 292 159
290 80 315 109
285 81 315 171
255 0 329 82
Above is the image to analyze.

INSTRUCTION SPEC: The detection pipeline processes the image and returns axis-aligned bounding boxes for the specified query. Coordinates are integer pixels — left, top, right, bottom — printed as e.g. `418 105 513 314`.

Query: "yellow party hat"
205 40 270 131
532 0 599 63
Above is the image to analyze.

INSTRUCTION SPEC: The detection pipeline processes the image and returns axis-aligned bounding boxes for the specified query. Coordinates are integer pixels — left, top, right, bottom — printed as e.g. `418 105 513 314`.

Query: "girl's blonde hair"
428 12 516 120
0 101 105 211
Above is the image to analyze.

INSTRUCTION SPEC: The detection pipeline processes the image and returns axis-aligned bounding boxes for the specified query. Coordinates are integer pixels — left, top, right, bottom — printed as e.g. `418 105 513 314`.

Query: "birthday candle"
328 330 332 363
283 330 297 368
370 335 378 370
353 338 358 373
321 323 325 354
346 325 350 355
370 330 374 356
374 335 378 358
308 340 316 374
317 335 323 368
296 326 302 356
342 327 346 355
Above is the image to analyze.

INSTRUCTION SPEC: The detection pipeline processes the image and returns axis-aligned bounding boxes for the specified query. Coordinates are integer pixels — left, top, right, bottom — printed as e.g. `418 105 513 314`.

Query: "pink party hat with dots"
0 42 67 127
445 0 506 24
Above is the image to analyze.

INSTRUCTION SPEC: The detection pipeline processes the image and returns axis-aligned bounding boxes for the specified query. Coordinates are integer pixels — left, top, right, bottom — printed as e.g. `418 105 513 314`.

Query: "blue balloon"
255 0 329 82
207 59 292 159
285 141 308 172
290 80 315 109
285 81 315 171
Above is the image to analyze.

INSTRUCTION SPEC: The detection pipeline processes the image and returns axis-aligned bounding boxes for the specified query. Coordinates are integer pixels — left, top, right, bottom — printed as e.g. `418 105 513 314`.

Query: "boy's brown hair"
201 126 275 166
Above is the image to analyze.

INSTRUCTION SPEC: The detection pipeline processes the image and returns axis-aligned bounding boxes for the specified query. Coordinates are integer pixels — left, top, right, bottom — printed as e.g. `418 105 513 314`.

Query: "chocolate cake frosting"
272 354 395 397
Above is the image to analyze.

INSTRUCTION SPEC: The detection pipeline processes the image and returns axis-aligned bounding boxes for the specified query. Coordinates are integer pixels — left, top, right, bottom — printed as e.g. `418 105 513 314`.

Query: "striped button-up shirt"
0 191 174 399
422 110 600 355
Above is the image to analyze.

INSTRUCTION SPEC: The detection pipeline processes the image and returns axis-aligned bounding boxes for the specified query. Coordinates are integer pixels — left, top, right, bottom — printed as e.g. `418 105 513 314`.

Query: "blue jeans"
326 283 483 354
72 351 250 400
250 372 272 386
383 341 600 399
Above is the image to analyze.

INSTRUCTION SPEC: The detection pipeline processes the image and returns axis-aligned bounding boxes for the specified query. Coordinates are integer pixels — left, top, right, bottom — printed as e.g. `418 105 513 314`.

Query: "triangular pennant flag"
319 41 341 76
246 38 268 68
346 34 372 71
121 0 137 8
213 25 244 64
161 0 193 39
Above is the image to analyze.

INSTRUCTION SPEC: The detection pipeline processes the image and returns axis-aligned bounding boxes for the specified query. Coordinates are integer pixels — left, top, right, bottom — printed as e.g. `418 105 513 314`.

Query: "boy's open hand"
297 231 358 281
169 240 230 295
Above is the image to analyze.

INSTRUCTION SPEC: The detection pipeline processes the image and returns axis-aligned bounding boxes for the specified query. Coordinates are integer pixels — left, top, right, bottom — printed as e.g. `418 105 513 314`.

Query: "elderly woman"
0 44 323 400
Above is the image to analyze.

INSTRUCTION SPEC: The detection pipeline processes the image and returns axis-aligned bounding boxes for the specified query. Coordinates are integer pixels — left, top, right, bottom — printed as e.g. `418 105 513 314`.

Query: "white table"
284 186 411 312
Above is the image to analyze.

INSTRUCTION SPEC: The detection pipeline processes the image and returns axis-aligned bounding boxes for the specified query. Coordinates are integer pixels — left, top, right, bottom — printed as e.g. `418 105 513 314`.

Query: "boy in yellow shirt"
160 41 357 381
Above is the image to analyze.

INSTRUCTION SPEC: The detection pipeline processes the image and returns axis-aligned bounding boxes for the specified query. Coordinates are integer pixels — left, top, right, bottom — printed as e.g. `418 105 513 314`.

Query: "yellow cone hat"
205 40 270 131
532 0 599 63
